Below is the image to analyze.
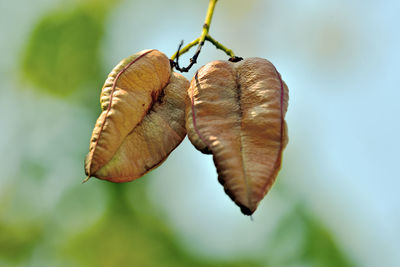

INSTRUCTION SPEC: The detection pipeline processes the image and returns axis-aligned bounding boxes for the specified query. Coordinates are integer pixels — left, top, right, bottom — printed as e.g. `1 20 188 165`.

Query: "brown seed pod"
85 49 189 182
186 58 289 215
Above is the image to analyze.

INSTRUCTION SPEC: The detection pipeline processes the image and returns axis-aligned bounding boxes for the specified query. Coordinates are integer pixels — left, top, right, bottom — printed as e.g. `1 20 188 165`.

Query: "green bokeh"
21 3 106 100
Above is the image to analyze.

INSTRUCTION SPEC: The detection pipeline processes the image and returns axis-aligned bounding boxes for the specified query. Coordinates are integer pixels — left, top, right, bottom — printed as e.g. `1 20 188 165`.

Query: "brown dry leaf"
85 49 189 182
186 58 289 215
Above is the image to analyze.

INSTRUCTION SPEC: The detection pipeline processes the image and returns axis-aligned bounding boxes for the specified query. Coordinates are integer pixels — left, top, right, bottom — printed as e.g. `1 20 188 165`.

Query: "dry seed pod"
186 58 288 215
85 49 189 182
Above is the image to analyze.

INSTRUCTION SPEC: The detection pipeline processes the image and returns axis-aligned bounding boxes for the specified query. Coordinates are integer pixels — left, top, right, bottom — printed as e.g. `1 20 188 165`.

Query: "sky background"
0 0 399 266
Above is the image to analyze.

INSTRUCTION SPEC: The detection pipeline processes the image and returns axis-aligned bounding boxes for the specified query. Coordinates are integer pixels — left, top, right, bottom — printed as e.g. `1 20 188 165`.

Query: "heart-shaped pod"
186 58 289 215
85 49 189 182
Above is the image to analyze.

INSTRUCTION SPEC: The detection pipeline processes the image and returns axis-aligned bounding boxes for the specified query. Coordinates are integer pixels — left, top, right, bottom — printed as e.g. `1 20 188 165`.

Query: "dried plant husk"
186 58 289 215
85 49 189 182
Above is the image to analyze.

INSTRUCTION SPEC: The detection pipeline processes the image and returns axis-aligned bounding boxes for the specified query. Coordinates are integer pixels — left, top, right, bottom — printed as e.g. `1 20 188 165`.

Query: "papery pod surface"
85 49 189 182
186 58 289 215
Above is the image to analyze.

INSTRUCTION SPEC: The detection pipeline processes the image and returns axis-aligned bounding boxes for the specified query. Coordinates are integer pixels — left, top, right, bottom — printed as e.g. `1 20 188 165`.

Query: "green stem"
205 34 235 57
171 0 239 70
170 0 218 61
199 0 218 46
170 38 199 61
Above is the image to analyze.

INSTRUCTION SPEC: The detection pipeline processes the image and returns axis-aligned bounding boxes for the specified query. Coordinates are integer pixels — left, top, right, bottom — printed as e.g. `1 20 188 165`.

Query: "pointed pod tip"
239 205 254 216
82 176 91 184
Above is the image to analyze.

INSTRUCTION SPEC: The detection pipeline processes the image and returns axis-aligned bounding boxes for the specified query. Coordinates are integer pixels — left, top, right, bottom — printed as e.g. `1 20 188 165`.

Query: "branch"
205 35 243 62
171 0 242 72
172 0 217 72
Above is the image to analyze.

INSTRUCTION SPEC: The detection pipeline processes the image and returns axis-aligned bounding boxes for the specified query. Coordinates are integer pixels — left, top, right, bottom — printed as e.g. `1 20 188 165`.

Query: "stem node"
171 0 240 72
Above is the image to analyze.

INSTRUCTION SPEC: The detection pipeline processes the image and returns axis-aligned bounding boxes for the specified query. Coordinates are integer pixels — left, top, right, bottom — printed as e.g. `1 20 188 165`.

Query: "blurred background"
1 0 399 266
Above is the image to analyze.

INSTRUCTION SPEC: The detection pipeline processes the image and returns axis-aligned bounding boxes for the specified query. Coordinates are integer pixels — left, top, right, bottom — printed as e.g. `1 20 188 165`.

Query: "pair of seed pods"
85 49 288 215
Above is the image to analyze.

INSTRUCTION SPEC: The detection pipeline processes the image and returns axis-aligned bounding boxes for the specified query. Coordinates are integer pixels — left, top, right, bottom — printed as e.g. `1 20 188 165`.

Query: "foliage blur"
1 0 399 266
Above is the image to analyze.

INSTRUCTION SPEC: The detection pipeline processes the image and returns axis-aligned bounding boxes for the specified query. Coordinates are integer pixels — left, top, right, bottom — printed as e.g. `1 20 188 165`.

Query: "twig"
171 0 242 72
